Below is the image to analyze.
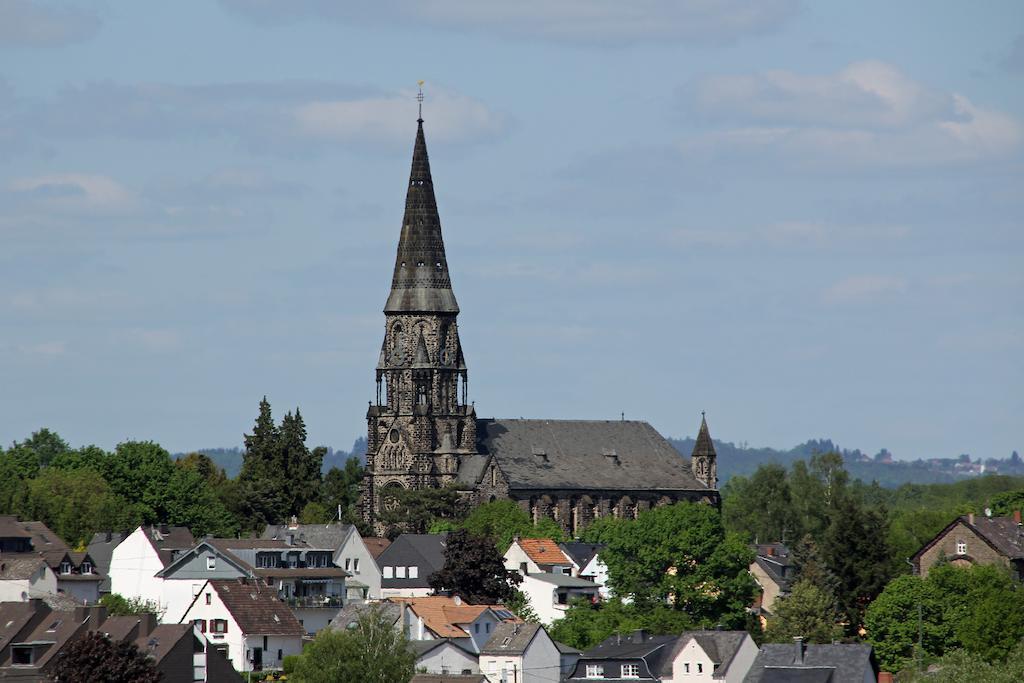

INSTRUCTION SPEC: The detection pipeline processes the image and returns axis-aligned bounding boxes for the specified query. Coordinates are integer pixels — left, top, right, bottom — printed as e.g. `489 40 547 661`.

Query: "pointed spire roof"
692 413 717 458
413 329 431 367
384 119 459 314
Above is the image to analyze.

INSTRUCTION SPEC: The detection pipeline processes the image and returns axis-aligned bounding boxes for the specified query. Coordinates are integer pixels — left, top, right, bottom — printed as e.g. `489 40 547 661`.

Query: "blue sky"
1 1 1021 460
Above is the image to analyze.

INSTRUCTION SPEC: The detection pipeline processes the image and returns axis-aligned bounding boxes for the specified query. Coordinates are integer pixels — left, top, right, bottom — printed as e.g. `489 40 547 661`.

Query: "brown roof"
143 526 196 567
913 514 1024 564
135 623 193 664
391 596 519 639
363 537 392 560
0 516 34 539
517 538 570 566
209 579 304 636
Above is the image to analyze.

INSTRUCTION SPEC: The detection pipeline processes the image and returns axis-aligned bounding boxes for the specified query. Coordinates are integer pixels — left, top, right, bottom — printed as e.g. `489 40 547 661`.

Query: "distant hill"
173 436 366 478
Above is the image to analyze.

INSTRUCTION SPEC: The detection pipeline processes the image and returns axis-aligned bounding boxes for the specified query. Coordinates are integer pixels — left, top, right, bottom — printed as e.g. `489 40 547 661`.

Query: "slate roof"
88 531 129 593
576 631 677 680
0 516 34 539
479 622 543 656
0 602 39 651
474 419 709 492
142 526 196 567
661 631 749 679
753 542 795 595
409 637 477 658
260 523 355 550
517 538 571 566
332 601 402 630
692 415 717 458
207 579 305 636
136 623 194 664
363 537 392 560
384 119 459 314
377 534 447 588
560 542 604 569
744 643 877 683
0 555 48 580
911 514 1024 566
528 572 599 588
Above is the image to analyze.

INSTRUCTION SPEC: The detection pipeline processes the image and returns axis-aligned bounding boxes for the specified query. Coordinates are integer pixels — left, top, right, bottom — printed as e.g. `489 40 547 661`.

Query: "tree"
103 441 177 524
99 593 161 617
289 605 416 683
21 468 136 546
506 589 541 623
583 502 757 629
428 529 522 604
49 632 160 683
11 428 69 468
163 465 238 537
898 642 1024 683
722 463 797 543
378 484 468 537
548 598 643 651
989 489 1024 517
301 501 332 524
238 398 287 529
321 456 364 521
459 499 564 551
765 579 843 643
789 534 840 597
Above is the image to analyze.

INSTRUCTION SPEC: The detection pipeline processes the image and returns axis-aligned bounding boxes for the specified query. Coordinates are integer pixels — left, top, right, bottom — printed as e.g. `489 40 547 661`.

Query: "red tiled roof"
517 538 570 566
363 537 392 559
390 596 520 639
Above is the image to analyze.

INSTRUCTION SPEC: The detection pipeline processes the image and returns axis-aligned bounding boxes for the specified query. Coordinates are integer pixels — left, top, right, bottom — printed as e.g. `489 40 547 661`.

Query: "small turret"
691 412 718 488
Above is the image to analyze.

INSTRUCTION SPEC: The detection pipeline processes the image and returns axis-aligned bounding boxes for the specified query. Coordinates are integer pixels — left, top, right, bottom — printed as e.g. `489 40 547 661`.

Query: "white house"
666 631 758 683
412 639 480 676
560 542 611 599
395 595 520 653
503 538 599 624
180 578 305 674
479 622 562 683
0 557 57 603
108 525 195 614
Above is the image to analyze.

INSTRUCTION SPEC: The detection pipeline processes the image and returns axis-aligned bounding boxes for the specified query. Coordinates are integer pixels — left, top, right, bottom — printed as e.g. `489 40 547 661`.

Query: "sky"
1 1 1021 461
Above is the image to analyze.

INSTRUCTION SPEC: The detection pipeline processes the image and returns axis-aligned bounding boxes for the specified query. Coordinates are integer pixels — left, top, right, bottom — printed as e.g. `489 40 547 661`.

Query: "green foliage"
103 440 177 523
428 529 522 604
583 502 757 629
722 463 797 543
378 484 469 537
865 564 1024 672
459 500 564 551
547 598 644 650
320 456 364 523
50 632 161 683
988 489 1024 517
99 593 161 616
289 604 416 683
164 465 238 537
765 579 843 644
11 428 69 468
300 501 332 524
822 495 893 630
21 468 137 546
282 654 301 675
507 589 541 624
898 642 1024 683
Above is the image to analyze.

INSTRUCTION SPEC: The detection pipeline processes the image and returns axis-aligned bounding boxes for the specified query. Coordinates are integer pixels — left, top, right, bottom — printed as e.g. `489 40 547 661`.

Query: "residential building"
0 516 102 604
377 534 448 598
504 538 599 624
560 542 611 599
556 641 583 679
179 578 305 674
155 538 347 633
357 118 720 536
912 511 1024 579
332 600 402 631
568 630 678 681
411 639 480 676
393 595 520 653
261 520 383 600
479 622 562 683
364 536 392 561
108 525 195 611
0 598 240 682
87 530 130 596
749 543 794 620
0 557 57 605
744 640 878 683
665 631 758 683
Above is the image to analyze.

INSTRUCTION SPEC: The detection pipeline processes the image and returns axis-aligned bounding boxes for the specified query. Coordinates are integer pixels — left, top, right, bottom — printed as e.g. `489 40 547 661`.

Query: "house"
261 520 383 600
749 543 795 620
108 525 195 611
744 640 878 683
479 622 562 683
332 600 403 631
393 595 520 653
411 639 480 676
0 598 239 682
560 542 611 599
87 530 130 596
364 536 392 560
179 578 305 674
377 534 448 598
665 631 759 683
155 538 348 632
556 640 582 679
567 630 678 681
0 516 102 605
504 538 599 624
0 557 57 604
912 511 1024 579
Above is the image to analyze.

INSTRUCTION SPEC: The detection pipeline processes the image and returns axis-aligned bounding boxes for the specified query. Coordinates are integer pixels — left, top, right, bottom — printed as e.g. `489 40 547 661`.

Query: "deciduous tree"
428 529 522 604
50 632 160 683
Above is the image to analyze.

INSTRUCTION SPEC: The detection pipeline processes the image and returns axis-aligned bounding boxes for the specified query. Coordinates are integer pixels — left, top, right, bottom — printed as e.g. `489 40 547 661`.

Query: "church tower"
360 116 477 527
691 413 718 488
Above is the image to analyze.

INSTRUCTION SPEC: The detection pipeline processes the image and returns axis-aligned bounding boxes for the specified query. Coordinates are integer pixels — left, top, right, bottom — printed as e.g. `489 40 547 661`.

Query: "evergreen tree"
765 579 843 643
238 397 287 529
822 496 893 631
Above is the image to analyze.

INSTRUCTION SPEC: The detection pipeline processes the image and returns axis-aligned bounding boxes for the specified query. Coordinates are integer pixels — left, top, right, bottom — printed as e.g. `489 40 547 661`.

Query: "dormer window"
59 561 71 575
81 561 92 575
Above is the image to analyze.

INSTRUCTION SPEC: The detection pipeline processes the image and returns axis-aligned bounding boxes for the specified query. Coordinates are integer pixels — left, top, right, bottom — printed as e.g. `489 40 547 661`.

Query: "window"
288 555 298 568
408 566 418 579
353 558 360 574
278 649 282 661
344 558 351 571
585 664 604 678
957 541 967 555
193 619 206 633
383 566 393 579
520 562 528 576
205 593 212 605
697 663 703 673
263 636 268 650
396 566 407 579
621 663 641 678
485 622 491 634
684 662 690 673
206 556 216 570
257 554 276 569
12 646 33 665
60 561 71 575
557 592 568 605
474 623 480 634
81 561 92 574
211 619 228 634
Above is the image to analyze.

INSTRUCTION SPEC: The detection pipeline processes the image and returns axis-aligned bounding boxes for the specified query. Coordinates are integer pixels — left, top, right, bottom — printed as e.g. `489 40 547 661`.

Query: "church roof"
692 414 716 458
384 119 459 314
475 419 711 493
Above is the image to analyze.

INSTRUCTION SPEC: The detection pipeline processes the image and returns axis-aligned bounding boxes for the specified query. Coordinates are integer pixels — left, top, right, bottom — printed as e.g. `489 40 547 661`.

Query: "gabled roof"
480 622 544 656
0 554 49 580
912 514 1024 563
378 534 447 588
516 538 571 566
135 623 194 664
476 419 710 492
528 572 599 588
154 540 254 578
662 631 750 678
560 542 604 570
744 643 877 683
752 543 795 594
88 531 129 593
205 579 305 636
409 637 477 658
392 596 519 639
363 537 392 560
141 526 196 567
260 523 355 550
332 601 403 630
411 675 487 683
578 631 677 679
0 516 34 539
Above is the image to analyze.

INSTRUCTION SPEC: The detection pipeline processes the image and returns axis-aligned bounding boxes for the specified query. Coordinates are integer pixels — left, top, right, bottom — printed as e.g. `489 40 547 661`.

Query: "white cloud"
681 61 1023 167
822 275 906 305
219 0 797 45
0 0 100 47
7 173 136 214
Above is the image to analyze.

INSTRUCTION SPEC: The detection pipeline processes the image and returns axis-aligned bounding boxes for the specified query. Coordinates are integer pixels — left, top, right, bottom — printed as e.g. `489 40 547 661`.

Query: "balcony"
285 595 344 609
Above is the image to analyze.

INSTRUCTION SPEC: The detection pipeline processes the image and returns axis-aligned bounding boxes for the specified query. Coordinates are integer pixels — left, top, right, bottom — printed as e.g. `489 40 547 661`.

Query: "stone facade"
914 516 1023 579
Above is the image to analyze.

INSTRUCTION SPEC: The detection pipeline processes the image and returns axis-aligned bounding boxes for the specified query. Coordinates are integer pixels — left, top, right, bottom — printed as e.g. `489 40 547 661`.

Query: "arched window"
392 325 404 362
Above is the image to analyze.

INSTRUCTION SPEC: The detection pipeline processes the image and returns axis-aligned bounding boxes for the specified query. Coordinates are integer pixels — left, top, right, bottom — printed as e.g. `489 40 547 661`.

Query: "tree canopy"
428 529 522 604
50 632 160 683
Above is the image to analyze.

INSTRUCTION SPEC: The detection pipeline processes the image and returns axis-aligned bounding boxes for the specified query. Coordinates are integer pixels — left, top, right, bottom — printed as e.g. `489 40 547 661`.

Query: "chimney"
159 522 169 535
968 513 975 525
105 530 112 543
793 636 805 665
290 515 298 529
878 673 894 683
1014 510 1022 525
139 612 158 637
632 629 647 643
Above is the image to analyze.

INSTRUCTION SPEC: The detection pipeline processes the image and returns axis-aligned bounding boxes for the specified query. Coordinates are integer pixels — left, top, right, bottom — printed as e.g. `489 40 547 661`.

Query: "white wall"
521 629 561 683
382 586 433 599
109 527 165 610
59 579 99 604
580 555 610 599
292 606 342 634
241 634 303 672
181 583 243 672
503 542 541 575
417 643 479 675
336 532 382 599
0 565 57 602
667 634 759 683
162 579 207 624
480 653 522 683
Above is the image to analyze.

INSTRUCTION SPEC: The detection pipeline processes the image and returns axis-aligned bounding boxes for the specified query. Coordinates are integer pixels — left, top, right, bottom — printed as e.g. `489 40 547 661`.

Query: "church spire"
691 412 718 488
384 118 459 314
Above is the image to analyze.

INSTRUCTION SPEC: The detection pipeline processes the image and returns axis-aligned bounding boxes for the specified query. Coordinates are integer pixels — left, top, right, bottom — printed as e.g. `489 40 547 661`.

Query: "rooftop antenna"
417 80 425 121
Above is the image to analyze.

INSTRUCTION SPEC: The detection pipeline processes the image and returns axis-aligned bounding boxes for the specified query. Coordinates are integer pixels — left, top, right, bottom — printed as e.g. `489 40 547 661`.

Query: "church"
359 115 719 535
